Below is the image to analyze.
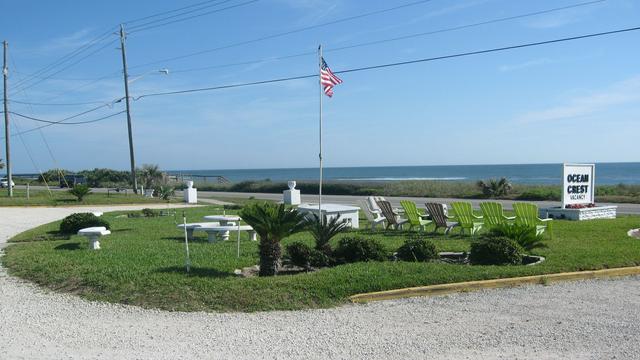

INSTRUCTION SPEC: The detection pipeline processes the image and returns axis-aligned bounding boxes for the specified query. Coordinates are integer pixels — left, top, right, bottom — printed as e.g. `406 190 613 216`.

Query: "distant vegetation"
18 168 640 204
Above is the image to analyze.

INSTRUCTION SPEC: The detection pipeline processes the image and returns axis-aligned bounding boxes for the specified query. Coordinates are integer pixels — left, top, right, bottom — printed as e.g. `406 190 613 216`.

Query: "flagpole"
318 44 323 222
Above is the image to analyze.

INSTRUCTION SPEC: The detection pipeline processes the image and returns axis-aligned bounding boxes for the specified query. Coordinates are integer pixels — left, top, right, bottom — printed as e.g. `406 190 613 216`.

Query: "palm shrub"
488 224 547 252
476 177 512 198
305 213 349 255
139 164 164 190
68 184 91 201
155 185 175 201
240 202 307 276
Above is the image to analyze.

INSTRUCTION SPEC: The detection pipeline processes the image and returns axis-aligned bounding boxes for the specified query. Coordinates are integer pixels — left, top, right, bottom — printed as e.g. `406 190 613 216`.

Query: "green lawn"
0 189 169 206
3 205 640 312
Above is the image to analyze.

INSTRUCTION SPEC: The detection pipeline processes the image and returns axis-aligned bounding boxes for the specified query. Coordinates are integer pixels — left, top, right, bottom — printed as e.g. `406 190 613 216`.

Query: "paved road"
1 205 640 358
16 185 640 214
196 190 640 215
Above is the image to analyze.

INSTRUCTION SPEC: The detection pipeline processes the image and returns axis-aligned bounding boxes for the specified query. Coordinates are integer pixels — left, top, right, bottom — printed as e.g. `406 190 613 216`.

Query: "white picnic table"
78 226 110 250
203 215 241 226
199 225 257 242
176 222 219 240
297 203 360 229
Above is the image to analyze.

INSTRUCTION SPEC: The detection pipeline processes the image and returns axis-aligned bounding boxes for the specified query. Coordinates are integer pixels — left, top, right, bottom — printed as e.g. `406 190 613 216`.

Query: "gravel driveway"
1 205 639 359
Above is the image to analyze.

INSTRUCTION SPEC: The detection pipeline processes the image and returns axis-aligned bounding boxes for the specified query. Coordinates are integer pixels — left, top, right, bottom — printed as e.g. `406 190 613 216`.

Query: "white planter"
541 206 617 221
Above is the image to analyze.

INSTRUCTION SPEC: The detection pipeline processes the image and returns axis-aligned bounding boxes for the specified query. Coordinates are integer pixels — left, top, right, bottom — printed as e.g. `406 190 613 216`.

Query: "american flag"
320 57 342 97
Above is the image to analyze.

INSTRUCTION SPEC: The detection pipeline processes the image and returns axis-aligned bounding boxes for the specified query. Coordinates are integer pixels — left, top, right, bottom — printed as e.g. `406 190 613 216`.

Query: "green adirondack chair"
400 200 432 231
513 202 553 239
451 202 484 236
479 202 515 228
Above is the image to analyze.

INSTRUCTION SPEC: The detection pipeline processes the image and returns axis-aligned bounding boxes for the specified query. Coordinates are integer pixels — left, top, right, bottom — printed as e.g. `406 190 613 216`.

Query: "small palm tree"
306 213 349 255
476 177 512 198
139 164 164 190
155 185 175 201
68 184 91 201
240 202 307 276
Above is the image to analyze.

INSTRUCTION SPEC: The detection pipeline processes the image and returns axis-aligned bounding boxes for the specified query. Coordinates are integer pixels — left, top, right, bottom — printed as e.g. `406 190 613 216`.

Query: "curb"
349 266 640 303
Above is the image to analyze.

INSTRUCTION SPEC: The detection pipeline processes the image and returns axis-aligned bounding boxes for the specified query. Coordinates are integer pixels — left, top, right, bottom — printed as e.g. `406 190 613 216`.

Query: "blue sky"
1 0 639 173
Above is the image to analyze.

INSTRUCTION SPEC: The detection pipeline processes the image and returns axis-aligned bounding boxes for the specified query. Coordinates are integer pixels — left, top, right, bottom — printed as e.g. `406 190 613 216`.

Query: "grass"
3 205 640 312
0 189 170 206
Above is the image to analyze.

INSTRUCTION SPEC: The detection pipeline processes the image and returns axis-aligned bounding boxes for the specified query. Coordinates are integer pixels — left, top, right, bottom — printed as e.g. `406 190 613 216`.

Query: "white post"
237 219 241 258
182 213 190 273
318 44 323 223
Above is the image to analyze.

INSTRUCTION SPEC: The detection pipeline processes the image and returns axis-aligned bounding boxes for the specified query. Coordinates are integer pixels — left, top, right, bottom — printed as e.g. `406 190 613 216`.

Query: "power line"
123 0 239 25
13 0 604 108
328 0 607 53
31 70 123 106
10 99 115 106
9 111 126 125
11 70 120 82
13 27 117 89
128 0 257 33
129 0 438 69
166 0 606 75
11 0 258 99
4 25 638 136
14 39 119 93
134 25 640 99
1 110 126 139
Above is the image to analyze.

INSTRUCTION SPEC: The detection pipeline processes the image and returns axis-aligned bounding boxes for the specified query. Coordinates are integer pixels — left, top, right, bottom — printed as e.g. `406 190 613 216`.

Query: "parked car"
59 175 87 188
0 177 15 188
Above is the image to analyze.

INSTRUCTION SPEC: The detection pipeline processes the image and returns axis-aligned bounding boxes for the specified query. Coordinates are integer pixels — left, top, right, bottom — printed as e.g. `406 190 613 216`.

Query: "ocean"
169 162 640 185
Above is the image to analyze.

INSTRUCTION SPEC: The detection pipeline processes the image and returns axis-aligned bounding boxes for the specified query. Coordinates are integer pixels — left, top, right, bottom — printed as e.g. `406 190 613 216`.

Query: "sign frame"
562 163 595 208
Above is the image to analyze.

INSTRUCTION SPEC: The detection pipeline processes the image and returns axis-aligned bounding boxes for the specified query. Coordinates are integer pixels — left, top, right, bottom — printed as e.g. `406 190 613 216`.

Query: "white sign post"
562 163 595 208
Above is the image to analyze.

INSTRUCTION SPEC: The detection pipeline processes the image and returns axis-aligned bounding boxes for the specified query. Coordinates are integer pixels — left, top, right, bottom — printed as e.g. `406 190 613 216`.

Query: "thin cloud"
523 3 603 29
274 0 342 25
516 75 640 124
499 58 553 72
35 28 97 54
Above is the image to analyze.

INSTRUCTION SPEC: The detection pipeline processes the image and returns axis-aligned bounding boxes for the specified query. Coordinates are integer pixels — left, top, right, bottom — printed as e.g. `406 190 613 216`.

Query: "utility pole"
119 24 138 194
3 41 12 197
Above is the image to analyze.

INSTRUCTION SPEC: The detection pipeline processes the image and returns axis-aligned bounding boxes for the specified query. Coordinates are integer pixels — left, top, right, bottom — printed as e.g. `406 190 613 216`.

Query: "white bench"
176 222 220 240
200 225 257 242
78 226 111 250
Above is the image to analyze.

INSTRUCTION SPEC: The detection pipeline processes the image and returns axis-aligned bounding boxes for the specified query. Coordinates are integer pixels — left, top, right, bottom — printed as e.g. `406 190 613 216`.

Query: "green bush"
396 238 438 262
223 204 243 210
516 188 560 201
141 208 157 217
59 213 110 234
334 237 387 263
285 242 332 269
488 224 547 252
79 168 131 188
469 236 522 265
286 242 313 268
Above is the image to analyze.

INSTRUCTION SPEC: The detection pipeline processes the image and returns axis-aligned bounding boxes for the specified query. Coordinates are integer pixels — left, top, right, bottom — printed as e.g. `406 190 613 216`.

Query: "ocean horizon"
167 162 640 185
